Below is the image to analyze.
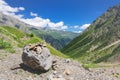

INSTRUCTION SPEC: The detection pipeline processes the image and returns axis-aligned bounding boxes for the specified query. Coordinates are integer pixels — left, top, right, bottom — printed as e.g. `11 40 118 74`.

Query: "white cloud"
61 26 68 30
21 17 50 27
80 24 90 30
48 21 63 28
47 21 68 30
73 25 79 29
74 30 82 33
30 12 38 17
0 0 25 20
72 24 90 30
19 7 25 11
21 16 68 30
0 0 24 14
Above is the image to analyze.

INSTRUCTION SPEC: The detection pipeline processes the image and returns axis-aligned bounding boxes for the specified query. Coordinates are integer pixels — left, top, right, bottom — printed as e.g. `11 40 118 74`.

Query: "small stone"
26 76 33 80
53 71 57 75
52 78 65 80
36 46 42 54
53 60 57 64
57 75 62 78
47 75 53 80
64 68 71 75
52 65 58 70
67 77 74 80
65 59 71 63
43 43 47 47
12 70 18 74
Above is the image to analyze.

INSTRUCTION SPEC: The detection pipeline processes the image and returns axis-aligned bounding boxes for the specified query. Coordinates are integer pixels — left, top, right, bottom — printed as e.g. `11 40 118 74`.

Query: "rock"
53 71 57 75
52 60 58 70
65 59 71 63
63 68 71 75
47 75 53 80
52 78 66 80
67 77 74 80
53 60 57 64
36 46 42 54
47 75 65 80
22 43 53 71
57 75 62 78
52 64 58 70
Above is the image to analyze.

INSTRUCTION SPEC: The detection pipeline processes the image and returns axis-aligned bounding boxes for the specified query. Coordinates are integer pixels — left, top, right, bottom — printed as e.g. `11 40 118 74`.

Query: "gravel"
0 49 120 80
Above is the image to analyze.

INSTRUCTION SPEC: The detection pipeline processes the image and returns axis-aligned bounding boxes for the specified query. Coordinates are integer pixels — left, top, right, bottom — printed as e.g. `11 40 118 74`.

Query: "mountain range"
1 3 120 64
0 13 78 50
62 4 120 63
30 27 79 50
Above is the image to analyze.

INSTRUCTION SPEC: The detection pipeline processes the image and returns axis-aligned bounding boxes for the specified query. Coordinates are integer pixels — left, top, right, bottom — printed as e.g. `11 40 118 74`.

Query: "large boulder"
22 43 53 71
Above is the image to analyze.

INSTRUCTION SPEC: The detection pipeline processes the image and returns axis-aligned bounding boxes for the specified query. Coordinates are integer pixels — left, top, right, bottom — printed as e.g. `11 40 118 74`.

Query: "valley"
0 1 120 80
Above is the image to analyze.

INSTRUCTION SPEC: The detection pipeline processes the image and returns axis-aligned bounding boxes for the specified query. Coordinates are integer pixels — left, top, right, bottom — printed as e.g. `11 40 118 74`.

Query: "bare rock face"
22 42 53 71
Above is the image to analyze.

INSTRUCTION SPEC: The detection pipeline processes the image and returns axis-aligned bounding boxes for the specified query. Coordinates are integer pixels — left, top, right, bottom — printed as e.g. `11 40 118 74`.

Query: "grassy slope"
62 4 120 63
0 26 67 59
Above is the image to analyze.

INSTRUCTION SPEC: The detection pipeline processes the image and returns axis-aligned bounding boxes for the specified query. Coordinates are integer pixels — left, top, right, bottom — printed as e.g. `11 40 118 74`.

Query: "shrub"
0 39 12 49
26 33 34 37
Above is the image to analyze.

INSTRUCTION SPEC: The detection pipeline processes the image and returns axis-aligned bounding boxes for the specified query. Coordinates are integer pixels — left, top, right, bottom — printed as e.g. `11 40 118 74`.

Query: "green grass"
24 36 41 44
82 63 99 68
2 26 25 39
0 26 67 58
0 39 12 49
112 73 120 78
47 44 68 58
0 38 15 53
5 48 15 53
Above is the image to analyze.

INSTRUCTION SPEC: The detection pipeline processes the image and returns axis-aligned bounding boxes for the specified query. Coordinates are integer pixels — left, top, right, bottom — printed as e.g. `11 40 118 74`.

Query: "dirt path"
0 50 120 80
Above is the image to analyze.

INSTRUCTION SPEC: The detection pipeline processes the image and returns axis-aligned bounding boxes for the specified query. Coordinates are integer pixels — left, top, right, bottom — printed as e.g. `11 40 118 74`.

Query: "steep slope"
0 26 66 59
62 4 120 63
30 27 79 50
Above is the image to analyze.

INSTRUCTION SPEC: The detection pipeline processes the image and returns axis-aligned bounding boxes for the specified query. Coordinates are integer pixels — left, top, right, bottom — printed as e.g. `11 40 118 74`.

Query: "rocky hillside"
62 4 120 63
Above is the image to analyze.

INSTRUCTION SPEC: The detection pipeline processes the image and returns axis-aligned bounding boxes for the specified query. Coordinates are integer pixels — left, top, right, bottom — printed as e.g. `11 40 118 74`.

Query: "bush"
26 33 34 37
0 39 12 49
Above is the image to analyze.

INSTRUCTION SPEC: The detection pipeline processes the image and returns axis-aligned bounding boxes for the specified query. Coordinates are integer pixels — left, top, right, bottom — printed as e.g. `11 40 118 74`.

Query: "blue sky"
1 0 120 33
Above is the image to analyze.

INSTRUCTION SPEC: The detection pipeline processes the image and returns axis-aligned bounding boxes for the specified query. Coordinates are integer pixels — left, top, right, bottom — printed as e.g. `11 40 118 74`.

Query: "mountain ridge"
62 3 120 63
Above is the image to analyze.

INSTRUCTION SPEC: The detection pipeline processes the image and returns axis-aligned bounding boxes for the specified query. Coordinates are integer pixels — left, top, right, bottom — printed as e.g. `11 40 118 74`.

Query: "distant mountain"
0 13 79 50
30 28 79 50
62 4 120 63
0 13 31 32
